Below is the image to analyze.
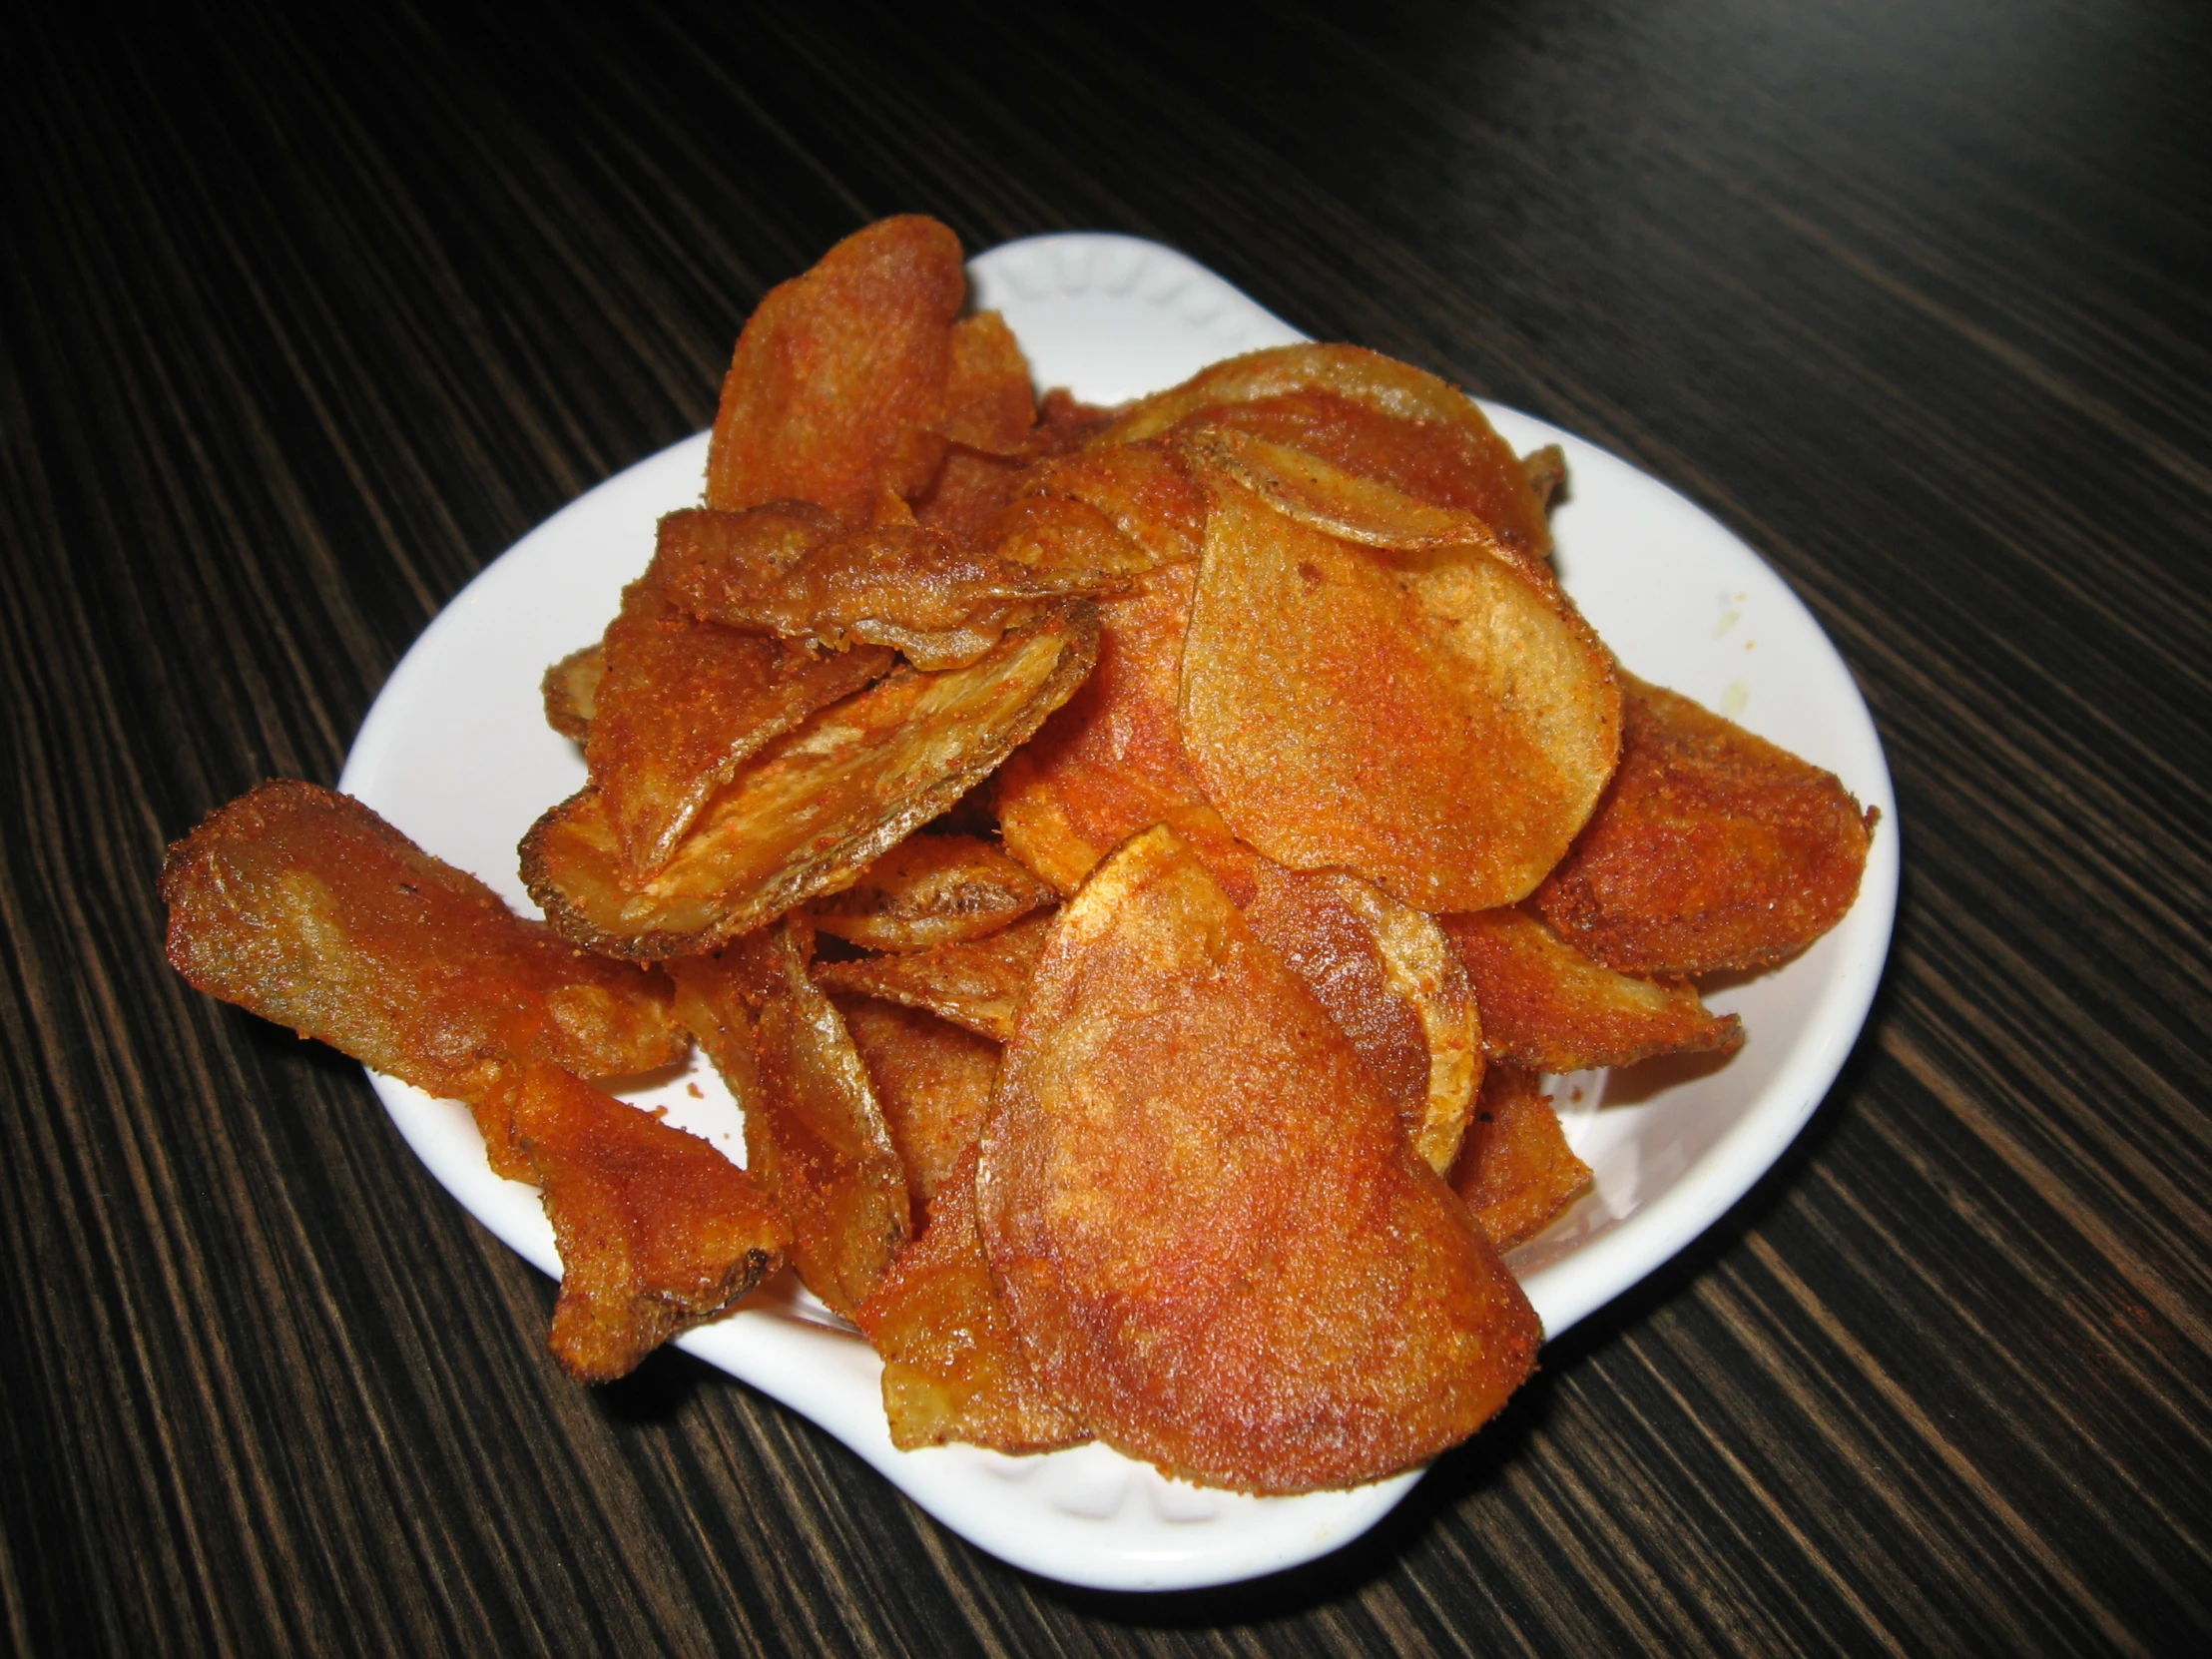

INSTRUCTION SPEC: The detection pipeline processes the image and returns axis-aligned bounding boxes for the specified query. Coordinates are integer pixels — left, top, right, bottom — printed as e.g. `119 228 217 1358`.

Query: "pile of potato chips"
162 217 1872 1493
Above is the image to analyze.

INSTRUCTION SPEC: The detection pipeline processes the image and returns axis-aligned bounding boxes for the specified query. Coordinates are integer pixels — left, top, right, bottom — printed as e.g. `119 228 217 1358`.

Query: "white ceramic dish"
337 234 1899 1592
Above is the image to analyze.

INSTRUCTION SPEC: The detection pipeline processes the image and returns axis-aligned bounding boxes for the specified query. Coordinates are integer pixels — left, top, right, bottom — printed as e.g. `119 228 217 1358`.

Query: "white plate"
338 234 1899 1592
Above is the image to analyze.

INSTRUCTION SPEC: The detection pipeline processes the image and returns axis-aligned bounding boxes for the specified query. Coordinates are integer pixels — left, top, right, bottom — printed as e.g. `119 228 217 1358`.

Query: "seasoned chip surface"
834 994 1001 1214
977 827 1540 1492
1450 1065 1593 1250
808 833 1055 953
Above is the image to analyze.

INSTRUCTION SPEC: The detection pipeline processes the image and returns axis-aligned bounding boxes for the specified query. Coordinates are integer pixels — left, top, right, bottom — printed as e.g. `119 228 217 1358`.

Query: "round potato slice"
976 825 1540 1494
1178 467 1620 912
521 604 1099 960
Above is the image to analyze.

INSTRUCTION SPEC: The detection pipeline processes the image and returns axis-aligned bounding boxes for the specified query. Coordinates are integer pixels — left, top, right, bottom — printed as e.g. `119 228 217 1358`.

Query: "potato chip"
1014 440 1207 568
808 832 1055 952
854 1148 1089 1453
541 643 603 741
813 909 1055 1041
671 924 908 1318
706 216 965 523
833 995 1000 1214
988 494 1160 581
587 579 893 876
521 604 1099 960
976 826 1540 1492
911 448 1030 547
1534 674 1875 976
1178 467 1620 912
995 561 1263 902
1450 1065 1592 1250
1439 906 1742 1073
161 781 684 1108
502 1062 790 1382
939 311 1037 455
1243 862 1481 1175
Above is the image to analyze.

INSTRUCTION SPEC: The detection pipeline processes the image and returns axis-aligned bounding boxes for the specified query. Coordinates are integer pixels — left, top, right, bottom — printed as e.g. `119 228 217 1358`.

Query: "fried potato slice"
521 604 1100 960
833 995 1000 1214
541 643 604 741
501 1062 790 1382
813 909 1056 1041
977 826 1541 1493
657 505 1113 672
912 448 1030 547
1243 862 1481 1175
587 579 894 877
161 781 685 1107
1179 465 1620 912
988 495 1160 582
670 925 908 1318
1439 906 1743 1073
707 215 965 522
995 561 1264 903
1534 674 1876 976
1450 1065 1593 1250
1014 440 1207 568
855 1148 1089 1453
808 832 1055 952
939 310 1037 455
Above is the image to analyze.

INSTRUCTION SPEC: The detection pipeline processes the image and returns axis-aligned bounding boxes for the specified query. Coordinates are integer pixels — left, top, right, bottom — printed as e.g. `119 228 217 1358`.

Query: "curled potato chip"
808 833 1055 952
1014 441 1207 568
707 216 965 522
521 605 1099 960
833 994 1000 1214
854 1148 1089 1453
161 781 684 1106
1179 467 1620 912
1450 1065 1592 1250
977 826 1540 1493
813 909 1055 1041
1534 674 1875 976
995 561 1263 903
671 925 908 1318
1243 862 1481 1175
503 1062 790 1382
588 579 893 876
541 643 604 741
1439 906 1742 1073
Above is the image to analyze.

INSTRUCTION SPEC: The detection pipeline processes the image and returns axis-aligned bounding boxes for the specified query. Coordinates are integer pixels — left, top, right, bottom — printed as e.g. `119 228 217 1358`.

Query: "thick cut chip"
521 605 1100 960
1243 863 1481 1175
587 578 893 876
541 643 604 741
670 925 908 1318
939 311 1037 454
814 910 1055 1041
834 995 1000 1214
855 1149 1089 1453
1534 674 1875 976
1450 1066 1593 1250
996 561 1263 903
501 1062 790 1382
1015 441 1207 569
808 833 1055 952
1439 907 1742 1073
161 781 684 1106
706 216 966 522
1179 469 1620 912
977 827 1541 1493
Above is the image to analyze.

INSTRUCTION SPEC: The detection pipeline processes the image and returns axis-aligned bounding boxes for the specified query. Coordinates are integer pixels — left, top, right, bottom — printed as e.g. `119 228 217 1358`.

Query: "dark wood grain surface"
5 1 2209 1653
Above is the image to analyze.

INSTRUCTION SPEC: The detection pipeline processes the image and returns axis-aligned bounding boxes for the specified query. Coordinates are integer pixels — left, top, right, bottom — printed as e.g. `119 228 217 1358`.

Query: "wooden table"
6 2 2207 1652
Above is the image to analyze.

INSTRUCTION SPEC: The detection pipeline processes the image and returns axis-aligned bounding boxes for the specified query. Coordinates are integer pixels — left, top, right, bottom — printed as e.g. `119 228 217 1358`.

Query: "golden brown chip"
833 995 1000 1214
1014 440 1207 568
1534 674 1875 976
813 909 1055 1041
1450 1065 1592 1250
1439 906 1743 1073
808 832 1055 952
976 826 1540 1493
988 494 1160 581
854 1148 1089 1453
706 215 966 523
1243 862 1481 1175
587 579 894 877
939 310 1037 455
671 925 908 1319
911 447 1030 547
160 781 685 1106
541 643 604 741
995 560 1264 903
501 1062 790 1382
1178 465 1620 912
520 604 1100 960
